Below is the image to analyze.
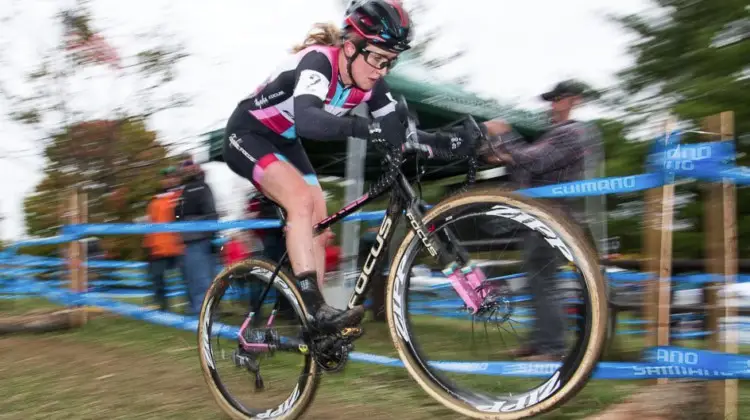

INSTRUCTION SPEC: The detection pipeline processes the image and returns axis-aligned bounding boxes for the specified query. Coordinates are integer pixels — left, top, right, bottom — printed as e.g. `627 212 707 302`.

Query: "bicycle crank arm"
240 336 312 355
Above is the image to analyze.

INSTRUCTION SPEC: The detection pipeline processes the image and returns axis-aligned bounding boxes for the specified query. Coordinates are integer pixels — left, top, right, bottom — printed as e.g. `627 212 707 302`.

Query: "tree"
5 2 190 133
2 1 191 258
612 0 750 257
23 119 178 260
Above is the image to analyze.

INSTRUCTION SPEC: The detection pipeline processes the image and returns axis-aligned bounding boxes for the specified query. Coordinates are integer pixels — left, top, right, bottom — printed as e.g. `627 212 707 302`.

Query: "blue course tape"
644 346 750 377
88 260 147 269
20 280 750 380
518 174 664 199
8 234 81 251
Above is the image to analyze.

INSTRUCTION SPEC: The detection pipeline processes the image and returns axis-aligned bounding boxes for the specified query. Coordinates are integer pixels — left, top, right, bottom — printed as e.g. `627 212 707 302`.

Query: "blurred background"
1 0 748 258
0 0 748 419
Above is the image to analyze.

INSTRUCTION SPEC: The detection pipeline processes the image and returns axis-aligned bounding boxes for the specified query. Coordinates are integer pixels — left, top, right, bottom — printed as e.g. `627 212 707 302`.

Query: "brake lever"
396 95 419 144
463 114 486 144
406 115 419 144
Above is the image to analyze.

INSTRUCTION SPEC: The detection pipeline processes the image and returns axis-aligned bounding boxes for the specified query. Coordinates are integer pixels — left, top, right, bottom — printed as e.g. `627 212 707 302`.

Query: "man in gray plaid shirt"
480 79 604 361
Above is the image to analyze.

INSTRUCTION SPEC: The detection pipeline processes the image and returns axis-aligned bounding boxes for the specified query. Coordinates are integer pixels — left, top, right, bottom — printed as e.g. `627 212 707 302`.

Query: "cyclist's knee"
259 164 316 221
285 190 316 220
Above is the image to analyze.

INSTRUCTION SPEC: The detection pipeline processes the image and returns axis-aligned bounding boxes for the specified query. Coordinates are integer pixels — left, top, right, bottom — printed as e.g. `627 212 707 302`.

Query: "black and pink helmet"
343 0 413 53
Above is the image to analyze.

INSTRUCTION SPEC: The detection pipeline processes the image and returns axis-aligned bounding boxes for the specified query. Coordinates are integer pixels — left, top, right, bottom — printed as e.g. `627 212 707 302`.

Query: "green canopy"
204 57 549 181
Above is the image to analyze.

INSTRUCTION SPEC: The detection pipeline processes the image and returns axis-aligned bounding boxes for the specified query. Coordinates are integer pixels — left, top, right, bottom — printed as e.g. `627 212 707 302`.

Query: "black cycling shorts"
223 105 319 191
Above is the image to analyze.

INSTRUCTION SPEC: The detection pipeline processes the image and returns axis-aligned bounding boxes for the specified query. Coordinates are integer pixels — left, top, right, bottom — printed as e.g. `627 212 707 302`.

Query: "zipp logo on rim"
201 296 215 370
255 384 301 419
476 371 561 413
391 245 411 342
485 205 574 262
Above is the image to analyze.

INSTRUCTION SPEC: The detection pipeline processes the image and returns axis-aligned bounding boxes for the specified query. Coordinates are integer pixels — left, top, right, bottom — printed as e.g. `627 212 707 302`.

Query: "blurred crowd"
140 155 346 317
142 156 218 315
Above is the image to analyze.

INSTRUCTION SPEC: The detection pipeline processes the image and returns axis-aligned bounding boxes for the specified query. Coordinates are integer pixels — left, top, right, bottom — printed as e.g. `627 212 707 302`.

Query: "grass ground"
1 297 748 419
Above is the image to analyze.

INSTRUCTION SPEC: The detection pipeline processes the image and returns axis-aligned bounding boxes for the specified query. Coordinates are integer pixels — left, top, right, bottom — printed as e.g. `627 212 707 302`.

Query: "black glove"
433 122 479 158
360 118 405 151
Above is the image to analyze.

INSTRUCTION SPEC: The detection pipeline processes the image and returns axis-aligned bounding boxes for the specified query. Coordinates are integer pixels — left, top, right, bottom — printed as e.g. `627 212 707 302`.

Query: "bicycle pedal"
341 327 363 338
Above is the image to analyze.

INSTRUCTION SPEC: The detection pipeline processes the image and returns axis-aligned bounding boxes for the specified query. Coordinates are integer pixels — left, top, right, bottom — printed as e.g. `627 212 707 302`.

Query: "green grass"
2 298 750 419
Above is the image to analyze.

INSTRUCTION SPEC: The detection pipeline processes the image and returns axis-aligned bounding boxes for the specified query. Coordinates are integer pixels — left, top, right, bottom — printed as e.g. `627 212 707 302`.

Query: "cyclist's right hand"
360 118 405 151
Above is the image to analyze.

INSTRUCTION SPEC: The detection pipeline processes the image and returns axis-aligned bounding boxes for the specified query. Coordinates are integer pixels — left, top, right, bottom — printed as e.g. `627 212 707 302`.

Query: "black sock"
295 271 324 313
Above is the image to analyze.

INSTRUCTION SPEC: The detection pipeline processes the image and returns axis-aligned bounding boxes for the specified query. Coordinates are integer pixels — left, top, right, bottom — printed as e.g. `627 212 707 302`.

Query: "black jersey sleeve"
293 51 369 141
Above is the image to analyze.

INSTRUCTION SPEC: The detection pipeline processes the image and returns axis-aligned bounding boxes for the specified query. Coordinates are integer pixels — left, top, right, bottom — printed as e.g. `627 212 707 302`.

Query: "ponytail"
291 23 344 53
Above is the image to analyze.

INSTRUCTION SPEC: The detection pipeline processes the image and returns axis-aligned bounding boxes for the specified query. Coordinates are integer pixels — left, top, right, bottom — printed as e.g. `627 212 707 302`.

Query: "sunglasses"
359 47 399 70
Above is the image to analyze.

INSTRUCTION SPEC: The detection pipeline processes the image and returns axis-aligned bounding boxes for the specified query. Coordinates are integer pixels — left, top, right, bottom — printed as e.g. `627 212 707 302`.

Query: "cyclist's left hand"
438 121 480 157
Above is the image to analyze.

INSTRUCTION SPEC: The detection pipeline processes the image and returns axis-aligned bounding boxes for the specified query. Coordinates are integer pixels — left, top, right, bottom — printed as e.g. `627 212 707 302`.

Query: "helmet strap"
342 39 366 90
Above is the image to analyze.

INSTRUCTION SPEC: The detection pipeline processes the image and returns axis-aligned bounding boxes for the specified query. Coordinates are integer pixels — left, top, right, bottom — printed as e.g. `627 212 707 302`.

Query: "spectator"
480 79 602 361
175 158 219 316
143 166 184 312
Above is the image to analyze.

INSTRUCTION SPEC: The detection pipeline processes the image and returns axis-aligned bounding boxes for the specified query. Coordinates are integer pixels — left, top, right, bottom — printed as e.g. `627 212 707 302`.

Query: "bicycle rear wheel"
386 187 608 419
198 258 320 420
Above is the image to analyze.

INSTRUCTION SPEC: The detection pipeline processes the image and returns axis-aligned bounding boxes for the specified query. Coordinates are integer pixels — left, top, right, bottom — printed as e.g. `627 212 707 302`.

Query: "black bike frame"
254 164 470 317
252 110 482 319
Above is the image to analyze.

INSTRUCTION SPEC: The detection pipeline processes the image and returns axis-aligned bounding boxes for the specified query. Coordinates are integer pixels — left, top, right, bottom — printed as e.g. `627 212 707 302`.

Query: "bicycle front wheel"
386 187 608 419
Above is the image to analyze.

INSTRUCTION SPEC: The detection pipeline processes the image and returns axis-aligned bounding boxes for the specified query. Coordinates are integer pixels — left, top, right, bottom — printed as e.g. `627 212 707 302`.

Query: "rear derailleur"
232 328 279 391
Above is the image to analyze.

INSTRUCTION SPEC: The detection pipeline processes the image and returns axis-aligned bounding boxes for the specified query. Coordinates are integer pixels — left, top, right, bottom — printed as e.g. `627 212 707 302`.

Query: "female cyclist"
222 0 476 333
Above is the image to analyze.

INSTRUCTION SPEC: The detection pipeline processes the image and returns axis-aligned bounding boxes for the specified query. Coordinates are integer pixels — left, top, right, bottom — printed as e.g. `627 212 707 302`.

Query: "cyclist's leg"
225 131 317 275
279 141 330 289
224 129 363 330
310 186 330 288
255 159 318 277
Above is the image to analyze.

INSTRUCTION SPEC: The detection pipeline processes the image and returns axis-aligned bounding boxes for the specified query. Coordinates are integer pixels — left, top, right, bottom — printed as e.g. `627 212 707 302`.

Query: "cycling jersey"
222 44 467 194
223 44 411 191
239 45 397 141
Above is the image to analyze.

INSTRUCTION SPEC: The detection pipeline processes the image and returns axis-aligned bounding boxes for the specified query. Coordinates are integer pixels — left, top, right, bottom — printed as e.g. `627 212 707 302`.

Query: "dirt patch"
0 335 439 419
584 382 712 420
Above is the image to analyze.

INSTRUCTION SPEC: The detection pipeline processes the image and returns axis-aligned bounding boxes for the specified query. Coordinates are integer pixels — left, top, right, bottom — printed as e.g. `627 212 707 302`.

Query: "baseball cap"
541 79 595 102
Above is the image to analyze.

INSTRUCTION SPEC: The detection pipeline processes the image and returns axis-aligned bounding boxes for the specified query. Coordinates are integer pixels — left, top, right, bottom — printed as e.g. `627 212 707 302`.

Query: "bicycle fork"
409 203 489 315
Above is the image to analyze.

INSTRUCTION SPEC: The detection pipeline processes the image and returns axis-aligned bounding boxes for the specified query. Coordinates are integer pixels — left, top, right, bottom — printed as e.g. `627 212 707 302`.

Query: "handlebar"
366 96 482 197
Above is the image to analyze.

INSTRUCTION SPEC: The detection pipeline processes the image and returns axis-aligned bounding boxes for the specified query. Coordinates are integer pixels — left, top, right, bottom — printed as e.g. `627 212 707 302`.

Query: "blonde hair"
291 23 348 53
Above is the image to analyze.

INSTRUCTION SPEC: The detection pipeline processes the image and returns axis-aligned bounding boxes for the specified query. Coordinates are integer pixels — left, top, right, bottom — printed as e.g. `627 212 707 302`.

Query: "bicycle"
198 98 608 419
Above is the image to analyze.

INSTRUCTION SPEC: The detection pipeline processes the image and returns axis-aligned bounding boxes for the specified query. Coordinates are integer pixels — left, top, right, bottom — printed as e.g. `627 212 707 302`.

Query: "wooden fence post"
702 111 738 420
67 188 88 327
642 118 677 386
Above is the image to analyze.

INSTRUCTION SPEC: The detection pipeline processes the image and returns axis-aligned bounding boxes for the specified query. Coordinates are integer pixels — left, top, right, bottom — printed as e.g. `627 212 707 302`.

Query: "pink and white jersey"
241 45 396 139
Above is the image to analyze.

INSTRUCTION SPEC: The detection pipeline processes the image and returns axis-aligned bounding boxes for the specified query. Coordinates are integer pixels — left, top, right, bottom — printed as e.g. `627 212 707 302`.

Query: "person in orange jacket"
143 166 184 311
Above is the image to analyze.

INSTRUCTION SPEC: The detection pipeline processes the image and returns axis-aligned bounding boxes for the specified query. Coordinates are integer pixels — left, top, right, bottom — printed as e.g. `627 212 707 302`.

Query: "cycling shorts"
223 104 319 192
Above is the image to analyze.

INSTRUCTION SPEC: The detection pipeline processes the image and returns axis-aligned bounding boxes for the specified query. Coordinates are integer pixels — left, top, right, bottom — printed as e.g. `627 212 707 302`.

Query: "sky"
0 0 653 241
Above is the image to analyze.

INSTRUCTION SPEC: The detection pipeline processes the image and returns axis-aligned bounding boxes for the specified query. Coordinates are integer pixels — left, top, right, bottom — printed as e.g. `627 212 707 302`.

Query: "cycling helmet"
344 0 413 52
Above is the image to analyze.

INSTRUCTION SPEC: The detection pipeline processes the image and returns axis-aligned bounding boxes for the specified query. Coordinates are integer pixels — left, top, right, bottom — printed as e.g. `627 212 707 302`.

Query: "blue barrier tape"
517 173 664 199
62 210 393 236
88 260 147 269
645 346 750 374
14 279 750 379
8 234 81 251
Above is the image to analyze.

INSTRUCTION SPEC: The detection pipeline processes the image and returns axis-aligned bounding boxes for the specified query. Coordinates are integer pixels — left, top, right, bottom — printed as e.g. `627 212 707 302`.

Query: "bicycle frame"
246 109 485 342
250 163 471 325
